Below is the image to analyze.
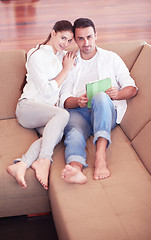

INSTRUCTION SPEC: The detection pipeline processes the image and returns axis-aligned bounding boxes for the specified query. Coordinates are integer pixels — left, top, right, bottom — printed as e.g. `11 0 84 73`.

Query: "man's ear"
95 32 97 40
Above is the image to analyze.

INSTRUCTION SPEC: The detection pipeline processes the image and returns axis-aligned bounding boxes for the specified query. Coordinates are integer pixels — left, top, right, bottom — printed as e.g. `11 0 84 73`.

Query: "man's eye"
68 39 72 43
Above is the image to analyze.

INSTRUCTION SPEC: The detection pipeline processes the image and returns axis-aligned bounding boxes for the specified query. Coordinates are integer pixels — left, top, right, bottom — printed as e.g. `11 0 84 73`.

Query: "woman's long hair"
21 20 73 92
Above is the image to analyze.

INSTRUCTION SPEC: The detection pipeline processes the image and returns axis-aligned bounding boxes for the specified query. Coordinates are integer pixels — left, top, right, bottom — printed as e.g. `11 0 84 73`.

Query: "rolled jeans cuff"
93 130 111 146
66 155 88 168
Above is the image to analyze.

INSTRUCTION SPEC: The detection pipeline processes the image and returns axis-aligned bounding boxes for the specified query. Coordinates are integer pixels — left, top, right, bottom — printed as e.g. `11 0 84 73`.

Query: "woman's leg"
16 99 69 161
7 99 69 189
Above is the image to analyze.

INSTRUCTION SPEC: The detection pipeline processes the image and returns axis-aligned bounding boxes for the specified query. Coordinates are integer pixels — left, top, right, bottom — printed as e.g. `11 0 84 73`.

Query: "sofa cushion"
132 121 151 174
50 126 151 240
120 43 151 141
0 50 26 120
0 118 50 217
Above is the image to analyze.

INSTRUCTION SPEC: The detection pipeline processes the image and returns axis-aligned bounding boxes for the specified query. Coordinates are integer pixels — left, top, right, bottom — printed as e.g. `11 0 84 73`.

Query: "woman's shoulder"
27 45 54 61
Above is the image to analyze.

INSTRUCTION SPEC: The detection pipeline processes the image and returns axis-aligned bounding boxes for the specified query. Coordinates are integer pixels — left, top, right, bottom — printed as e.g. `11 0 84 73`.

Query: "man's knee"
91 92 110 108
92 92 108 102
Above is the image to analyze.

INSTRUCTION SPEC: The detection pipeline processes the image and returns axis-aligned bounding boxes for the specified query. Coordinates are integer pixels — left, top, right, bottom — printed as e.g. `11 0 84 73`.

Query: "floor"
0 0 151 51
0 213 59 240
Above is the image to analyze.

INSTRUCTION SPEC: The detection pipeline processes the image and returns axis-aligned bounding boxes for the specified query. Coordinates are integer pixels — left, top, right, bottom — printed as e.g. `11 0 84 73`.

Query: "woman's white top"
20 45 65 106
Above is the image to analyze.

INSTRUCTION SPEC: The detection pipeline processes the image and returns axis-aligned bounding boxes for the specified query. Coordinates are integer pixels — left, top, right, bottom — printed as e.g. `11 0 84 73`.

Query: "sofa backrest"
0 50 26 120
0 41 146 123
120 43 151 141
99 40 146 71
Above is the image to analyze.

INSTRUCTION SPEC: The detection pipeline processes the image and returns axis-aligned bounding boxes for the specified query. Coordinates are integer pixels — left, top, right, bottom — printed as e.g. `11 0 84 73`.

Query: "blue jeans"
64 92 117 167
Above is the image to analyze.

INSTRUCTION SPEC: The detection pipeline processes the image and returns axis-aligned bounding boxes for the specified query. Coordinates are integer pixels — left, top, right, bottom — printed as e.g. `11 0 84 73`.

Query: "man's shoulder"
96 46 122 63
96 46 117 56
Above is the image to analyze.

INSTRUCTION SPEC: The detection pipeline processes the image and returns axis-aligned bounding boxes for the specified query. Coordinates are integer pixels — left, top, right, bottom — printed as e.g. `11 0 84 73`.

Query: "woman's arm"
55 51 76 87
26 51 76 98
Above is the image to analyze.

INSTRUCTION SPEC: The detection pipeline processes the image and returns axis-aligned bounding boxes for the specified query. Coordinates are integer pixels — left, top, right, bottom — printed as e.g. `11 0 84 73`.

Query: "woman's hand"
78 94 89 108
105 87 118 100
62 51 76 72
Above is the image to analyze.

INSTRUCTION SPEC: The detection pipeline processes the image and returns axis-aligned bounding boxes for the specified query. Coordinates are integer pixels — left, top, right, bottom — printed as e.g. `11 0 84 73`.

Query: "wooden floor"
0 213 59 240
0 0 151 52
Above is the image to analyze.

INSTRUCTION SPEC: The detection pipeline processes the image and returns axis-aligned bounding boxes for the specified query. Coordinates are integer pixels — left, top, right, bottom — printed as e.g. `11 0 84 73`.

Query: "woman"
7 20 75 190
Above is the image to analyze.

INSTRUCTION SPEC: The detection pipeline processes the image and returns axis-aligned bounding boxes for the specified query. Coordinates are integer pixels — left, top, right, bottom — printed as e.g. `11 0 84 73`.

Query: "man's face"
74 26 97 57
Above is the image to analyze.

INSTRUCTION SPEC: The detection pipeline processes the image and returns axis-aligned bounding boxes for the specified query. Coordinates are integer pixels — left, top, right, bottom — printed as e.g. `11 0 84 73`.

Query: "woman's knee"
58 108 70 125
63 109 70 124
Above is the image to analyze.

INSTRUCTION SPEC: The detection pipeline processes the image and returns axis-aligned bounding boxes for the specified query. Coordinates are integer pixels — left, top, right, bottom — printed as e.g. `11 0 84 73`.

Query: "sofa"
0 40 151 240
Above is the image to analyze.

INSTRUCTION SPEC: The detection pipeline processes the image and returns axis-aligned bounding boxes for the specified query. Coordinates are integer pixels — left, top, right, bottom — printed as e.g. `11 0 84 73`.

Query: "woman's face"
51 30 73 53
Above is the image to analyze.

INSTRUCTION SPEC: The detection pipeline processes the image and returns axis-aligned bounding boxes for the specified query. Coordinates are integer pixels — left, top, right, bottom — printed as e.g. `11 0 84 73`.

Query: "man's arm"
105 86 137 101
64 94 89 109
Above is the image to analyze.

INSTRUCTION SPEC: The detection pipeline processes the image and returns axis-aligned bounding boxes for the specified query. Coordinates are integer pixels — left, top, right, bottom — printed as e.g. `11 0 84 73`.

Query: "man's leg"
62 108 91 184
94 137 109 179
91 92 117 179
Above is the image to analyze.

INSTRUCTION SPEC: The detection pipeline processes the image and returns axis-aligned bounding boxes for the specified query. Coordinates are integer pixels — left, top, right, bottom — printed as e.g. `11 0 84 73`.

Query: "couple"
7 18 137 190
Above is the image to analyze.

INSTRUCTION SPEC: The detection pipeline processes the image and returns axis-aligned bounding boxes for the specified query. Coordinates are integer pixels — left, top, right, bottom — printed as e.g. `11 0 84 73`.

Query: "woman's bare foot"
61 164 87 184
31 158 51 190
7 161 27 188
94 153 110 180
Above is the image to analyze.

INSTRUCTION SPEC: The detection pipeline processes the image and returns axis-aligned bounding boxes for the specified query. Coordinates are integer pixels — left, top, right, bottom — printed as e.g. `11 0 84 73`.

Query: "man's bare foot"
94 154 110 180
31 158 51 190
61 164 87 184
7 161 27 188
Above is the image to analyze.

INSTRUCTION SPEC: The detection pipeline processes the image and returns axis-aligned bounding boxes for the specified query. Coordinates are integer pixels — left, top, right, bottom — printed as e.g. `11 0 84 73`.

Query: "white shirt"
20 45 65 106
59 46 137 124
75 53 98 96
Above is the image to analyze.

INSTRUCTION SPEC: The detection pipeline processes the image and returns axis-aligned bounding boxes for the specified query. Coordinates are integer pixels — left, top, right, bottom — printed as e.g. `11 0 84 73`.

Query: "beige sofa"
0 40 151 240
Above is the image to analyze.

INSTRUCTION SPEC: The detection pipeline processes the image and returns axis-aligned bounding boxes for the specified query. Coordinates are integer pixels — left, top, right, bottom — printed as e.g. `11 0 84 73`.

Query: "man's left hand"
105 87 118 100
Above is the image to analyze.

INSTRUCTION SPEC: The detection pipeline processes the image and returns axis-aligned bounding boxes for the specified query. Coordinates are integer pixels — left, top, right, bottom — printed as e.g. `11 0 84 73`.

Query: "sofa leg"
27 212 50 217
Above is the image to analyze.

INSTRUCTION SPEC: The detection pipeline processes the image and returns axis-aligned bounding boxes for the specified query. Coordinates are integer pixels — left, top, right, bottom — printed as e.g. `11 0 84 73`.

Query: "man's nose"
84 38 89 46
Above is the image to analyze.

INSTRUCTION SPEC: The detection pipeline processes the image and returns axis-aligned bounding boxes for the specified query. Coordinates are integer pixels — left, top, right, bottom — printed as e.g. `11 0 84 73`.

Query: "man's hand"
105 87 118 100
106 86 137 100
78 94 89 107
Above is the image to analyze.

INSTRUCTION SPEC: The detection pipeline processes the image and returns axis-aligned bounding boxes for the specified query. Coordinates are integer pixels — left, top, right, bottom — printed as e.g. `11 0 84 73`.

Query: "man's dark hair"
73 18 96 37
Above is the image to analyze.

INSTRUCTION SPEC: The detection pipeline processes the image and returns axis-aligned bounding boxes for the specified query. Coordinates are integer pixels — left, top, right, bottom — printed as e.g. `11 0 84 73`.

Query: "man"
59 18 137 184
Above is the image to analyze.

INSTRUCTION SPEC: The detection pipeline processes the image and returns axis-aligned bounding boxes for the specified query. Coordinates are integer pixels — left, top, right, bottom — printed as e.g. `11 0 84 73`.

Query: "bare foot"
7 161 27 188
94 154 110 180
61 164 87 184
31 158 51 190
